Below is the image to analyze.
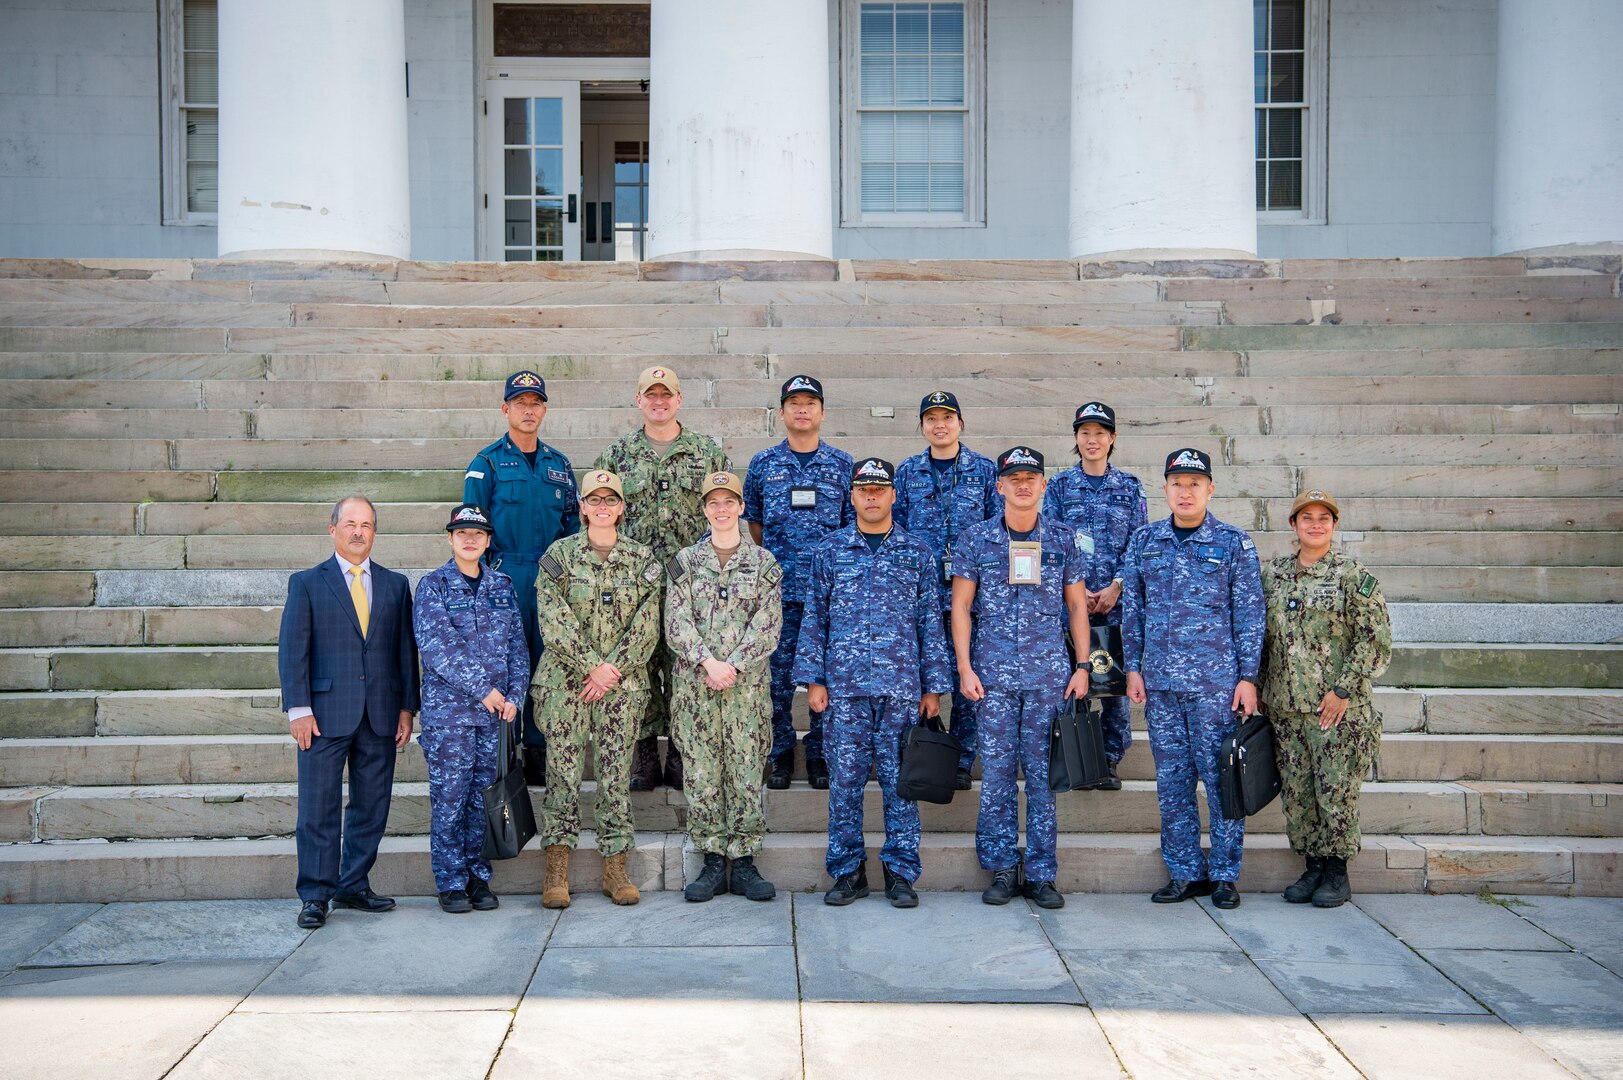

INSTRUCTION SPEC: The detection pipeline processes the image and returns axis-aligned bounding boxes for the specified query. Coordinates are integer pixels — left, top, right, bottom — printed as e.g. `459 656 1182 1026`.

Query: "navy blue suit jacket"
278 557 421 738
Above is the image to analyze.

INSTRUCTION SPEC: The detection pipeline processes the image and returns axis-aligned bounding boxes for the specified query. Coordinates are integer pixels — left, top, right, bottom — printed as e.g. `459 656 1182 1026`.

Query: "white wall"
405 0 477 261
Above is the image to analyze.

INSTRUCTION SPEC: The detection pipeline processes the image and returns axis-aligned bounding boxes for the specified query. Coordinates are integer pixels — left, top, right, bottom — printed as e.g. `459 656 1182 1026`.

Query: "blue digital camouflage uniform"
893 445 1002 770
951 515 1088 883
794 525 952 883
1121 512 1266 883
743 439 855 766
412 561 531 893
464 434 580 746
1043 463 1148 763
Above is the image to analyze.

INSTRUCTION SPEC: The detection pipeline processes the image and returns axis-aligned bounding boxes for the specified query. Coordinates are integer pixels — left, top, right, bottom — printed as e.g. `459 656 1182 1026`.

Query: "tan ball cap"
1289 489 1340 521
582 470 625 499
637 366 681 396
701 471 744 500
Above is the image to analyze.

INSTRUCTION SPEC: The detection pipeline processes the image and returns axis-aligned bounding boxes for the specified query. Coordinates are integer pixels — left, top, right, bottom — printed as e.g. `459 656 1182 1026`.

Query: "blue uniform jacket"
463 435 580 567
951 515 1088 692
412 562 531 727
793 525 952 701
892 444 1002 611
1042 463 1148 604
743 439 855 604
1120 513 1266 692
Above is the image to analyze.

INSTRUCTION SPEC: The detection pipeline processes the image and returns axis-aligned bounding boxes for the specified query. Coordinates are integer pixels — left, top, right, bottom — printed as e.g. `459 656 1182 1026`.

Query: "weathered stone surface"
193 258 400 281
169 1010 513 1080
25 898 308 965
0 279 244 303
394 258 637 281
1280 258 1528 278
0 607 142 647
1468 782 1623 837
0 502 137 535
1421 836 1576 892
1036 892 1238 952
1377 734 1621 784
0 351 265 379
143 606 281 645
547 889 790 947
1376 566 1619 604
293 300 770 328
0 572 94 609
0 786 47 840
97 569 299 607
0 902 100 971
853 259 1077 281
264 350 768 382
1225 297 1623 327
0 300 292 328
0 257 196 280
1312 1013 1579 1080
214 470 464 503
0 536 183 571
0 438 171 470
184 534 443 569
770 301 1223 327
47 646 279 690
1189 322 1623 353
0 735 304 786
0 650 49 690
0 325 230 351
1168 274 1617 301
642 259 838 281
1298 464 1622 498
1382 644 1623 689
96 690 288 735
1078 258 1272 280
0 691 95 737
1424 689 1623 735
1353 894 1568 951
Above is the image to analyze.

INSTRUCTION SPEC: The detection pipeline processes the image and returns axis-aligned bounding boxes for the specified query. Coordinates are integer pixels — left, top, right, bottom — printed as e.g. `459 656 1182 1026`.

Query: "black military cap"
503 370 548 402
919 389 961 418
851 457 896 487
997 446 1045 476
780 374 824 402
445 503 495 533
1164 447 1213 477
1072 401 1116 431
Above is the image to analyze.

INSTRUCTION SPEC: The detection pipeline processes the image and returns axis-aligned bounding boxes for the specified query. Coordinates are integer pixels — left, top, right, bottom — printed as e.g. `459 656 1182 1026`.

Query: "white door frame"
482 79 582 261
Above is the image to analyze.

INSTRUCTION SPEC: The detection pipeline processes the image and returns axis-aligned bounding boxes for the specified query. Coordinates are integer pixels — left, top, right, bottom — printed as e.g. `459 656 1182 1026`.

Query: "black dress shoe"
1095 763 1123 791
467 878 499 911
1211 881 1242 909
332 888 396 913
954 767 973 791
883 866 918 909
982 867 1019 906
1151 878 1214 904
824 865 870 905
806 759 830 790
1023 879 1064 909
438 890 473 914
296 901 328 929
766 755 793 790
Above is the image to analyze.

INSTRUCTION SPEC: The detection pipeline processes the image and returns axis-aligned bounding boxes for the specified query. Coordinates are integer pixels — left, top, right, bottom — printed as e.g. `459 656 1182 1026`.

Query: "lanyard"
932 448 962 552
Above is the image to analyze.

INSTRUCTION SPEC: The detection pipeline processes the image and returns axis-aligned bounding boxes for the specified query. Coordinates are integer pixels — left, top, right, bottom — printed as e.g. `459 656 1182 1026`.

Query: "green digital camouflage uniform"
664 538 783 858
531 531 664 855
593 426 730 738
1260 549 1393 859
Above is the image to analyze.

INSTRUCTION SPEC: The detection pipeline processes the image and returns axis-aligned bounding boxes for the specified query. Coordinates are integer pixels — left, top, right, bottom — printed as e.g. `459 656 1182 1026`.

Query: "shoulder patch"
464 470 484 480
1240 536 1256 551
643 561 663 585
763 561 783 586
666 556 686 582
539 554 565 581
1357 571 1378 597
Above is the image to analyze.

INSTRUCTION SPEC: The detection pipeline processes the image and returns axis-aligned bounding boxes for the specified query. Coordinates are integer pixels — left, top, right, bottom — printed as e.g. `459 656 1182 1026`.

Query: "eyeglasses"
583 495 622 507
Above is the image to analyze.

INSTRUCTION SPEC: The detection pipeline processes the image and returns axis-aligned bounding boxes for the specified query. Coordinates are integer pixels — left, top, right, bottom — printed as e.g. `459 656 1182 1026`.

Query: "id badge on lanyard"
940 553 953 586
790 486 817 510
1009 540 1042 585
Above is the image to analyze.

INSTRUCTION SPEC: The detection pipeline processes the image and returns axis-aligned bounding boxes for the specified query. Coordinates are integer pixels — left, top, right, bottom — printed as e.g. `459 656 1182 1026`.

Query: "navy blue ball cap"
445 503 495 533
997 446 1045 476
780 374 824 402
503 370 548 402
1164 448 1213 477
851 457 896 487
1073 401 1116 431
919 389 961 418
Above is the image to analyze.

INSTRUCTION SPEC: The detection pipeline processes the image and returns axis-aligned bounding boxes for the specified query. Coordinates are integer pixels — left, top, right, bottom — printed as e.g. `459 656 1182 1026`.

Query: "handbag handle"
496 713 520 780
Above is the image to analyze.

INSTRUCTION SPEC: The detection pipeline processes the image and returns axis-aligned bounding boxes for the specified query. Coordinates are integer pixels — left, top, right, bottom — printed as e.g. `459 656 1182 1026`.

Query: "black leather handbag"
481 718 538 860
1083 624 1128 698
1049 697 1110 792
1218 711 1283 820
897 713 962 805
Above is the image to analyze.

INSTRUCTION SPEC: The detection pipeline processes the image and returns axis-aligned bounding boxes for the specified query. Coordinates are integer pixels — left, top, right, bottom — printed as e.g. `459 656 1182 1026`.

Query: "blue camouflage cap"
503 370 548 402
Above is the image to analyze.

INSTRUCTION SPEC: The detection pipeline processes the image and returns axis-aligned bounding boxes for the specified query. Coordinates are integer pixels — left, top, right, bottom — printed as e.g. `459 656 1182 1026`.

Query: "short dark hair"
330 494 377 529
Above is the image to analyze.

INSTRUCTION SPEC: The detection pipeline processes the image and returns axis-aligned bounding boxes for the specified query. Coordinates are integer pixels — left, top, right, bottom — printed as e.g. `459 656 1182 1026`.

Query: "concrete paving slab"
24 899 308 966
803 1002 1125 1080
794 892 1082 1004
0 959 279 1080
1251 957 1485 1014
1353 894 1569 951
168 1010 513 1080
1312 1013 1576 1080
1507 895 1623 952
241 897 553 1012
525 942 797 1002
1203 894 1426 964
0 902 99 971
1034 892 1237 952
1065 949 1362 1076
547 889 791 948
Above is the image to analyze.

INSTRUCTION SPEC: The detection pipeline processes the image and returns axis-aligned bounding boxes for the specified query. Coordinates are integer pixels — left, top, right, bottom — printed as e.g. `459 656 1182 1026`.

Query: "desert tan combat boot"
541 844 571 909
600 851 640 905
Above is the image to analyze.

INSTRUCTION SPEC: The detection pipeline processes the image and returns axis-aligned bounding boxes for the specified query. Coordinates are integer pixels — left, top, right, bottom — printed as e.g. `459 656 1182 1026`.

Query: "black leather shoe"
438 890 472 914
296 900 328 929
766 755 793 790
467 878 499 911
824 865 870 905
1284 856 1326 904
806 759 830 790
883 866 919 908
332 888 396 913
523 745 547 786
1094 763 1123 791
1151 878 1214 904
1023 879 1064 909
1211 881 1241 909
982 867 1019 905
1312 857 1351 908
954 767 973 791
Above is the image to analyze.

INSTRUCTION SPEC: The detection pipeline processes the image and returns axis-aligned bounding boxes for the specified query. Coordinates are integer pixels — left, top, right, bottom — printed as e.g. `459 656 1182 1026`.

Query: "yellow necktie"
349 565 369 637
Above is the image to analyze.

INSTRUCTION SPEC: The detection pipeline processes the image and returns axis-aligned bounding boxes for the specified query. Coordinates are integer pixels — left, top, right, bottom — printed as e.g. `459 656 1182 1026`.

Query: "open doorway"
581 81 649 262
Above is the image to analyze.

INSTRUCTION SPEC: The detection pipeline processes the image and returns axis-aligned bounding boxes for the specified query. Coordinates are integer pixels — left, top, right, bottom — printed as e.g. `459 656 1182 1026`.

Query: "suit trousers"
295 716 397 903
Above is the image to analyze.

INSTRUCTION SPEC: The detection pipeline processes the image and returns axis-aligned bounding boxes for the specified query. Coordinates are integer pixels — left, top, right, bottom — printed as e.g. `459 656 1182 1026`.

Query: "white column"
217 0 411 259
646 0 832 261
1493 0 1623 255
1069 0 1256 259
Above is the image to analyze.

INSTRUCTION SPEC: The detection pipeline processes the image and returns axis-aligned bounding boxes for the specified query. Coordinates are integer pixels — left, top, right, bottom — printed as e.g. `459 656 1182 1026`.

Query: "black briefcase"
1218 711 1283 820
1049 697 1110 792
897 713 961 805
481 718 538 860
1084 624 1128 698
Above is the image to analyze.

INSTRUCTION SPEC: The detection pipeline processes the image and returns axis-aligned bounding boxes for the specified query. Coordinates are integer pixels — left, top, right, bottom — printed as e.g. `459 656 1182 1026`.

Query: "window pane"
860 112 894 162
1254 53 1267 104
930 163 964 211
1253 0 1267 49
503 99 526 144
184 52 217 104
860 5 893 53
930 55 964 105
930 4 964 52
533 148 563 196
1271 0 1305 50
1268 159 1302 209
186 109 217 160
505 149 528 197
1267 108 1301 158
861 56 894 106
187 161 216 213
895 56 928 106
895 4 929 51
535 201 563 246
615 185 641 226
1270 53 1303 104
505 249 533 262
1256 159 1267 209
536 249 563 262
861 163 894 212
895 112 928 160
895 163 929 210
504 199 529 246
1254 109 1265 154
184 0 217 49
929 111 963 161
531 97 563 145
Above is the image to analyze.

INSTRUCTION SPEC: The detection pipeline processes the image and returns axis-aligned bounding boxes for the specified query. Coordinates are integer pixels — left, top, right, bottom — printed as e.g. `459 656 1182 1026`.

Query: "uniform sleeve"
837 459 855 530
916 550 953 694
463 453 495 531
557 452 581 538
533 548 604 675
1130 480 1149 543
743 455 764 523
1063 528 1089 587
726 553 784 671
1042 474 1063 519
1231 533 1266 682
1121 533 1146 673
892 462 914 525
951 531 980 582
1337 564 1393 698
590 443 617 474
503 581 531 704
791 547 832 687
663 559 711 667
398 576 420 713
413 576 492 703
612 569 664 670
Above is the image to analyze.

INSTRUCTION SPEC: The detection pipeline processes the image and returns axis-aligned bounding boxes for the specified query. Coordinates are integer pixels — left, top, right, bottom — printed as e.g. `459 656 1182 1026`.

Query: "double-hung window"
160 0 218 224
1254 0 1327 221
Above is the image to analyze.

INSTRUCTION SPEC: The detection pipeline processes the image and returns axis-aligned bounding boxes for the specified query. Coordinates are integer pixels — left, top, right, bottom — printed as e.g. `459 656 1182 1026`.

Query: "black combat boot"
685 853 726 903
728 856 776 901
806 759 830 790
1023 879 1064 909
825 864 869 905
883 866 919 908
982 866 1019 906
766 755 793 790
1151 879 1214 904
467 877 499 911
663 741 684 790
954 767 973 791
1284 856 1326 904
1312 856 1351 908
628 735 661 791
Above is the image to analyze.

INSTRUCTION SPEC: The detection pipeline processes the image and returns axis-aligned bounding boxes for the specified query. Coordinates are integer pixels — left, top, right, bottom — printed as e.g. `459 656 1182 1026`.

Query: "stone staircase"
0 253 1619 903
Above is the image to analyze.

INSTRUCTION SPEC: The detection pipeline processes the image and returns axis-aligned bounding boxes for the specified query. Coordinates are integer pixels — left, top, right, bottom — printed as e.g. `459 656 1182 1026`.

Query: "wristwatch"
1075 662 1090 671
1330 686 1350 700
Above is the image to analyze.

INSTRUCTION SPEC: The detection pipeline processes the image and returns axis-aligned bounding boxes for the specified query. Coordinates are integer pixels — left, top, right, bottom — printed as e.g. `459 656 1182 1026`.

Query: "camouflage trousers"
670 676 772 859
636 641 675 741
418 722 500 892
534 685 647 856
826 695 920 882
976 689 1060 882
1272 704 1381 859
1146 689 1244 883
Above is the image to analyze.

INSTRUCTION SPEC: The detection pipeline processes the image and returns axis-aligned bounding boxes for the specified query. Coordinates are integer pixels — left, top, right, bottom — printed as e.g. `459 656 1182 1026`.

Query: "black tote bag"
481 717 538 860
1083 624 1128 698
1218 711 1283 819
897 712 962 805
1049 697 1111 792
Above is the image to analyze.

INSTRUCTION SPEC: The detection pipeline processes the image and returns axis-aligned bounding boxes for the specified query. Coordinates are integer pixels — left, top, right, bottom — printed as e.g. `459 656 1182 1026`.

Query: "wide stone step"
1221 297 1623 326
2 829 1617 903
0 572 94 609
1186 323 1623 353
1165 275 1621 301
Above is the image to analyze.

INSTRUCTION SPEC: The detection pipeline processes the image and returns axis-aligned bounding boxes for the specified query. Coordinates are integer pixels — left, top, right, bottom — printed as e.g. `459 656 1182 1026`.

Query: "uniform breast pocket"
619 471 649 497
565 581 594 606
1187 560 1228 606
493 473 527 510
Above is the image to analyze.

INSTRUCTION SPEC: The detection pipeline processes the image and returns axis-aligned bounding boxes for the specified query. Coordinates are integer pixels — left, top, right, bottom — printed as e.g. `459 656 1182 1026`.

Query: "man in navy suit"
279 495 420 929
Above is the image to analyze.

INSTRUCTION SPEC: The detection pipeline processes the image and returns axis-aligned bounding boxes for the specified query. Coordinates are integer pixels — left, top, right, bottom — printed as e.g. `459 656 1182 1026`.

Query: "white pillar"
646 0 832 261
1069 0 1256 259
1493 0 1623 255
217 0 411 259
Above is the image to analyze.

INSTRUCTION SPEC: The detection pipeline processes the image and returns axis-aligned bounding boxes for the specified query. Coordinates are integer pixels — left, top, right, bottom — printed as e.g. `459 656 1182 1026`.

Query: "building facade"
0 0 1618 262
